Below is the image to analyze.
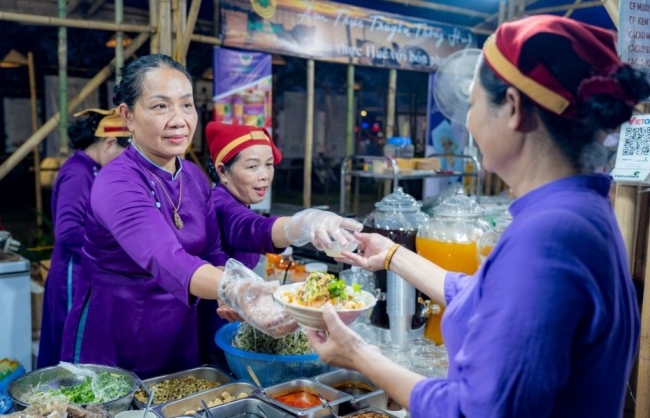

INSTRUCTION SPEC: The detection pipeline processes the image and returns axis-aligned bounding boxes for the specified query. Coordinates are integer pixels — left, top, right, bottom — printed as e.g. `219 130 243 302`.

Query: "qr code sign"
622 127 650 156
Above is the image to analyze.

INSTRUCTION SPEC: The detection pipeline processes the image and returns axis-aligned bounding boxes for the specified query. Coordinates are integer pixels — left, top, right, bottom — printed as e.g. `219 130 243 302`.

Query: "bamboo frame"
0 31 150 181
27 52 42 227
178 0 202 62
58 0 68 156
0 10 150 32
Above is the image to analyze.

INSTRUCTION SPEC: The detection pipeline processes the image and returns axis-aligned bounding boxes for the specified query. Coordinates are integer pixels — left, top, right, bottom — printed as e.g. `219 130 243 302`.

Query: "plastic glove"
284 208 363 250
218 259 299 338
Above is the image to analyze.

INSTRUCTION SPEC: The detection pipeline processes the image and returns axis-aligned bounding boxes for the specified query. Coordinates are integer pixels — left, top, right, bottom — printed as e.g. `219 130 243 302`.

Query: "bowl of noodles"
273 272 377 331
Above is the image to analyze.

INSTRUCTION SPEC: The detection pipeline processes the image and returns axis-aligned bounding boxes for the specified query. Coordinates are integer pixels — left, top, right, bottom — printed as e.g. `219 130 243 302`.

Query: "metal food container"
133 366 232 410
257 378 351 417
313 369 387 414
154 382 257 417
341 406 400 418
206 397 291 418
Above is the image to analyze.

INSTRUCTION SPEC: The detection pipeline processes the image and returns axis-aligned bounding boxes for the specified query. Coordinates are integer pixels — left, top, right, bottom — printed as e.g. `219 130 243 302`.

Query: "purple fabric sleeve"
53 163 94 254
90 172 208 305
443 272 472 305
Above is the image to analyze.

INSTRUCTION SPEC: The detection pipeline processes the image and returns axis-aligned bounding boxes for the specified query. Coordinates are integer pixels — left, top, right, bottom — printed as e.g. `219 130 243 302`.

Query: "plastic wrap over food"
218 259 299 338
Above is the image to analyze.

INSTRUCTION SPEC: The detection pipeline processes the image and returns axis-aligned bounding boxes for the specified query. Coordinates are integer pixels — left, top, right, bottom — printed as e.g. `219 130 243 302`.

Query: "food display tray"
312 369 387 414
153 382 257 418
341 406 401 418
133 366 232 410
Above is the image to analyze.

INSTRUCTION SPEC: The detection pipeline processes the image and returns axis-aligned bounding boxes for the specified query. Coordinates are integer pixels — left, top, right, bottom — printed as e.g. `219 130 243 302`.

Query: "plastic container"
305 262 328 273
383 137 414 160
215 323 334 387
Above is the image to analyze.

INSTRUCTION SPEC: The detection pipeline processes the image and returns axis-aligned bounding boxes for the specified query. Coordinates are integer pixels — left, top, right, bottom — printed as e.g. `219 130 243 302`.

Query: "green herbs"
24 372 132 406
232 323 314 355
328 279 347 299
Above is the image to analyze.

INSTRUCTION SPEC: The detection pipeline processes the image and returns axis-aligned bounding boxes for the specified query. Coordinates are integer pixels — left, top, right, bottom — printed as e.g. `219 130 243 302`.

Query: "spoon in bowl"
200 399 215 418
143 387 155 418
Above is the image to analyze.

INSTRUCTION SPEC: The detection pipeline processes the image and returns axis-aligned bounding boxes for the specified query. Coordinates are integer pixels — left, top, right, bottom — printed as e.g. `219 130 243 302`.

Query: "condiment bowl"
273 283 377 331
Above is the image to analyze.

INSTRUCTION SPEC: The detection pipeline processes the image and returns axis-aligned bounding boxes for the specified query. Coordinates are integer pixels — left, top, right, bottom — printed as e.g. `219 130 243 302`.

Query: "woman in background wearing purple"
308 16 650 417
61 54 297 379
38 108 129 368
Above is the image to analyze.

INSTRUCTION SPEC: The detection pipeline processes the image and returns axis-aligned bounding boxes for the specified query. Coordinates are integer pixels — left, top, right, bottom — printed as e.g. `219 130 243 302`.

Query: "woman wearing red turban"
308 15 650 417
201 122 362 361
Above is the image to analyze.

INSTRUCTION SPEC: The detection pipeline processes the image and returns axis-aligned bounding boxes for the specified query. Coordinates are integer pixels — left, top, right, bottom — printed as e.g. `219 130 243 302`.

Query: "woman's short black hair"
68 113 102 150
113 54 194 109
478 32 650 169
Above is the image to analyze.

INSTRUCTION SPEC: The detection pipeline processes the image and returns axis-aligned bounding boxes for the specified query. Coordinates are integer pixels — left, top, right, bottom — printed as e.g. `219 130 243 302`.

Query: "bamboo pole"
190 34 221 45
0 32 150 181
149 0 159 53
563 0 582 18
344 64 355 214
638 212 650 418
213 0 221 36
171 0 181 61
178 0 202 64
87 0 108 16
159 0 173 56
384 68 397 196
303 59 315 209
0 11 150 32
615 187 638 265
601 0 619 28
58 0 68 156
27 52 42 227
527 0 602 14
115 0 124 84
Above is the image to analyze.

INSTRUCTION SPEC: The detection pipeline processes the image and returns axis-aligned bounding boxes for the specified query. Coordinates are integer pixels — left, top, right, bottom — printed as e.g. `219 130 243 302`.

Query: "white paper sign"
618 0 650 67
611 114 650 183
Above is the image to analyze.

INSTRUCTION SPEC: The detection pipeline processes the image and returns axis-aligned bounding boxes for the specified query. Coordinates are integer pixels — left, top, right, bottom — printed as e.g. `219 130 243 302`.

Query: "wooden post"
384 68 397 196
345 64 355 214
158 0 173 56
601 0 619 27
149 0 159 53
58 0 68 156
178 0 202 64
27 52 42 227
303 59 315 209
115 0 124 84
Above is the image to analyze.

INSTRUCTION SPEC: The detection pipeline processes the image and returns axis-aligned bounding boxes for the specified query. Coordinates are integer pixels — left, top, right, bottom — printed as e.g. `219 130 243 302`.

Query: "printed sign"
611 114 650 183
618 0 650 67
221 0 476 71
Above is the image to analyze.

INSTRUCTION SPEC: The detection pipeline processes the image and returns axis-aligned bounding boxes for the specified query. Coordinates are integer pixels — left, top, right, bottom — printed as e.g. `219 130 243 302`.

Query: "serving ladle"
315 390 338 417
200 399 215 418
247 365 267 397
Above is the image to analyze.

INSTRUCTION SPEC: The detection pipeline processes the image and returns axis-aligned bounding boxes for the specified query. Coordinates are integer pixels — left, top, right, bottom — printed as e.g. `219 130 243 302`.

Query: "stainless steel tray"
257 378 351 418
133 366 233 410
313 369 387 414
341 406 400 418
206 397 294 418
154 382 257 417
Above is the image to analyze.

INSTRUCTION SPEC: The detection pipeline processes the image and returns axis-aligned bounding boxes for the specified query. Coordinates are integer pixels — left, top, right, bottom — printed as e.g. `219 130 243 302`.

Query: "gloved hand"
284 208 363 250
218 259 299 338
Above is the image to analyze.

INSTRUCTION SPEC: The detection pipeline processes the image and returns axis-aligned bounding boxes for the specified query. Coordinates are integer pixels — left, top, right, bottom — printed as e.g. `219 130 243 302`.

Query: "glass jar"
416 189 490 344
477 209 513 264
362 187 430 330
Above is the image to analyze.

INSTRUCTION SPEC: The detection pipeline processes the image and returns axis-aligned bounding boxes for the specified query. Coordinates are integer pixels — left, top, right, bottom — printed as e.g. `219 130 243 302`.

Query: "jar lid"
375 187 421 212
494 209 513 229
433 188 483 217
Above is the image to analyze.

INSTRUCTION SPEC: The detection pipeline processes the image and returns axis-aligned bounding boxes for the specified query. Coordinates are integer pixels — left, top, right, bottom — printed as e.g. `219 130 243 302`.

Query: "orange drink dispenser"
416 189 490 344
477 210 513 264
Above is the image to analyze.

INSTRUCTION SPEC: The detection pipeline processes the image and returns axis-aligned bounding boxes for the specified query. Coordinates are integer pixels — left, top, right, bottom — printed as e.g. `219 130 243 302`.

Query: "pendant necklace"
146 168 184 229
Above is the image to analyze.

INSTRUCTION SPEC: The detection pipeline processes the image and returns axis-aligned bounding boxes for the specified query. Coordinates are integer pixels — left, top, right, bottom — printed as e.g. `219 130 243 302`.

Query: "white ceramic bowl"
323 240 359 258
273 282 377 331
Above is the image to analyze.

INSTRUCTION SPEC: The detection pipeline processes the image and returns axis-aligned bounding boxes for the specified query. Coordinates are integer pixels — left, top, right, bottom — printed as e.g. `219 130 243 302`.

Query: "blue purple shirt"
410 175 639 417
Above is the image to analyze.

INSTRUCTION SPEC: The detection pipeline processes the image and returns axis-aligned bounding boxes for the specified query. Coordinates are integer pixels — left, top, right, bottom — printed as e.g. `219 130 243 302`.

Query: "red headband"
206 122 283 166
483 15 635 118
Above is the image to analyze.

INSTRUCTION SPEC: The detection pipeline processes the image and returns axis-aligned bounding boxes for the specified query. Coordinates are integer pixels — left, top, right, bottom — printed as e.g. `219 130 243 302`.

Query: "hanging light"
0 49 28 68
105 33 133 48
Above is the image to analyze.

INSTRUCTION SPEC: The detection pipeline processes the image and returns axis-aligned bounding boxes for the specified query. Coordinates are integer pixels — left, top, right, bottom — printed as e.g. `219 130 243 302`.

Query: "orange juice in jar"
266 253 281 280
415 189 491 344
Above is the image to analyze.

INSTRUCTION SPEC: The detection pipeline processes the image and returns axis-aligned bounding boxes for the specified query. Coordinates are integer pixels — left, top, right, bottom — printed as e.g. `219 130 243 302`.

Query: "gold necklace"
145 168 184 229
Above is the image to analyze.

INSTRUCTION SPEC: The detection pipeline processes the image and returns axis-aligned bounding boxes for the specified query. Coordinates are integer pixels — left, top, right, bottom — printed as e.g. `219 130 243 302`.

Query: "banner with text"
221 0 476 71
618 0 650 68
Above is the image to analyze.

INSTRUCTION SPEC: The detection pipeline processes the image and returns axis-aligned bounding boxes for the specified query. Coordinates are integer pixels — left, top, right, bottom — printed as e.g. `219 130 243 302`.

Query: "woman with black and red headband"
307 15 650 417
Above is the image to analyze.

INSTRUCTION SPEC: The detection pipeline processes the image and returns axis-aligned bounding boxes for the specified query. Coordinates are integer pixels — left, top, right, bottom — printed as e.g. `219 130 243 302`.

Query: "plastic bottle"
274 247 295 284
